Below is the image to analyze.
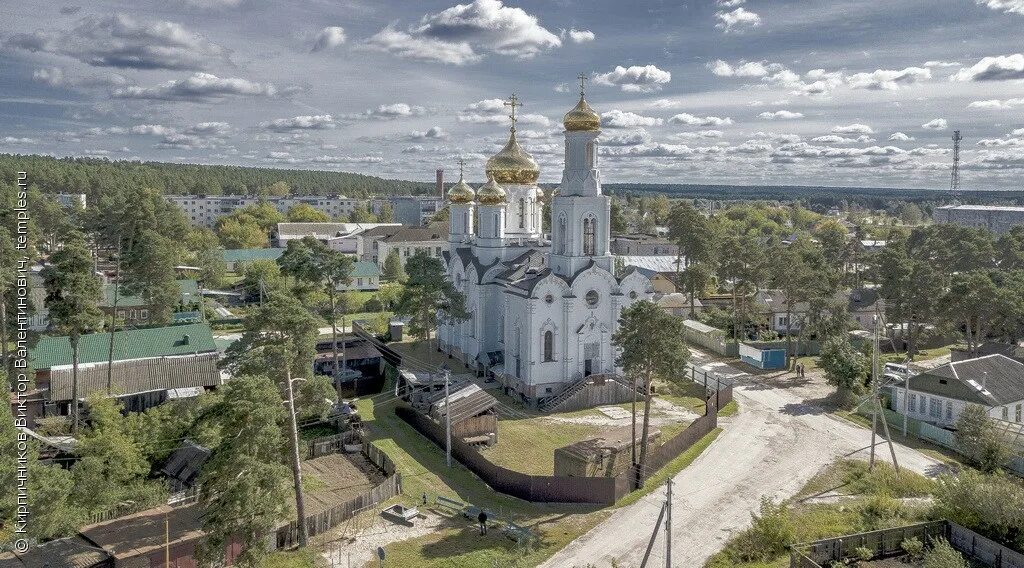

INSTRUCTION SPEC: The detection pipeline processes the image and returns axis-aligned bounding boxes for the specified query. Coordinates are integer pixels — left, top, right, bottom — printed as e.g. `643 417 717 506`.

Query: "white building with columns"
438 92 652 406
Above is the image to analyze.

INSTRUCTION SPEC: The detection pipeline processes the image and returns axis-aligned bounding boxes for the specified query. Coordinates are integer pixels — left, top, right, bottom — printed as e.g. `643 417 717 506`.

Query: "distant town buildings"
610 234 679 256
933 204 1024 234
376 195 444 226
167 195 367 228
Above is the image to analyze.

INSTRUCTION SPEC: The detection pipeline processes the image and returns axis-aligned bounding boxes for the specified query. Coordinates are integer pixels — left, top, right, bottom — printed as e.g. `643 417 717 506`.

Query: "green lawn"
485 419 606 475
355 389 722 568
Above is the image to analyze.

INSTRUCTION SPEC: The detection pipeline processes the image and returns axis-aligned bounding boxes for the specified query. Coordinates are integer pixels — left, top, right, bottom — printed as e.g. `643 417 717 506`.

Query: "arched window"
462 211 468 233
494 212 500 237
543 330 554 362
518 198 525 228
557 214 567 254
586 141 594 168
583 216 596 255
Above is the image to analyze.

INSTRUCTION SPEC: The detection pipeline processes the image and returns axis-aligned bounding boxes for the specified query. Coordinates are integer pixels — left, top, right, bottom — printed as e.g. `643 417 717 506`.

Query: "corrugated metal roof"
618 255 683 273
0 536 109 568
31 323 217 369
47 351 221 402
221 248 284 263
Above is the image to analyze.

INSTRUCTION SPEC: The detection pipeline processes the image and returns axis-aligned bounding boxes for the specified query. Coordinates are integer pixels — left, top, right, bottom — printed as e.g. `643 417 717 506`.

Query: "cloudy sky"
2 0 1024 189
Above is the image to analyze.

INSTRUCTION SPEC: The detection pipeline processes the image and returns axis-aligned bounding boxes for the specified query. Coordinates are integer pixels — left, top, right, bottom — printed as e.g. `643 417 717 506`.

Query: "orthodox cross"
578 72 588 97
504 93 521 131
457 157 465 178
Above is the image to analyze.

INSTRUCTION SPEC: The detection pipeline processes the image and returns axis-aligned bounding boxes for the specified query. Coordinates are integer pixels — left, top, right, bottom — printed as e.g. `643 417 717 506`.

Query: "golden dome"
447 174 475 204
485 129 540 185
476 176 507 205
563 95 601 132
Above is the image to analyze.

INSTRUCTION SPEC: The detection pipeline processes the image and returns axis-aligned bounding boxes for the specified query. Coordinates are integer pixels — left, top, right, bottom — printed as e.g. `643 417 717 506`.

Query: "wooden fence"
275 443 401 549
790 520 1024 568
396 387 729 504
307 430 363 459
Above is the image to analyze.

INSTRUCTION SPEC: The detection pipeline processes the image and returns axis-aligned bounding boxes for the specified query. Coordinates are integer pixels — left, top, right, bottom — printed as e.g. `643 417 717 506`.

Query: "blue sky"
2 0 1023 189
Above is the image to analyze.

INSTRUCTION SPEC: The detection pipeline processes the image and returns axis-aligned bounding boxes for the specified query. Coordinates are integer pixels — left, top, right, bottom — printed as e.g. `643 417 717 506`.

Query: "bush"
859 494 908 530
954 403 1012 473
900 536 924 560
726 497 794 562
853 545 873 562
923 538 967 568
932 470 1024 550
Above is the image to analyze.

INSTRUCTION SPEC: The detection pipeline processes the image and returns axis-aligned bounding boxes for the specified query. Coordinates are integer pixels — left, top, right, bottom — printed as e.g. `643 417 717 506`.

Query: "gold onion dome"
563 95 601 132
476 176 507 205
447 174 475 204
485 129 540 185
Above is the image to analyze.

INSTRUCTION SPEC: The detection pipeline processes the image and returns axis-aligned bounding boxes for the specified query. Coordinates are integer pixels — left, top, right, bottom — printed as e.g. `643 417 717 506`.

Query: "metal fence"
790 520 1024 568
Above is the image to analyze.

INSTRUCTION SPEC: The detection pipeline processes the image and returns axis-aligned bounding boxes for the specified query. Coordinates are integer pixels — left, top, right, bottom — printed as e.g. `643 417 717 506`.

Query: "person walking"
478 511 488 535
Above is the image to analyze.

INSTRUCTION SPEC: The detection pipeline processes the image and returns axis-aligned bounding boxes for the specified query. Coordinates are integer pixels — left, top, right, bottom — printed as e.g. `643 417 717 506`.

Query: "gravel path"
538 370 948 568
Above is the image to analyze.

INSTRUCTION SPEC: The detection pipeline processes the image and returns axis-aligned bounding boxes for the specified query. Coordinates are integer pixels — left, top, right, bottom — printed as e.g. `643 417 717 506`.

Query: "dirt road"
538 375 947 568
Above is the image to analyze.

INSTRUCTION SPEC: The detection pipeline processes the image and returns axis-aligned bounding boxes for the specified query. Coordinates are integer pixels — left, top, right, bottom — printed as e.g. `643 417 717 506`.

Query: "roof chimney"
183 334 191 346
982 370 988 389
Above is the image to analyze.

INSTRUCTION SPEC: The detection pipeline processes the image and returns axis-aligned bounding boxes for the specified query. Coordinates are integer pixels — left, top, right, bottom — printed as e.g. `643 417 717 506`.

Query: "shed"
0 536 110 568
426 383 498 444
553 427 661 478
161 440 211 492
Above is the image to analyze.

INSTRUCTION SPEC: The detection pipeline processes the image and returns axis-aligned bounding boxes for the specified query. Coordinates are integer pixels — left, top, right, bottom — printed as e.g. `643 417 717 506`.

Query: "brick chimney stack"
436 168 444 198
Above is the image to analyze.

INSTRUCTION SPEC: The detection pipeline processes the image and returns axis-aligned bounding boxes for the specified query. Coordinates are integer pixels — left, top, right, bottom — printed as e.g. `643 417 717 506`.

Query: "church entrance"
583 342 599 377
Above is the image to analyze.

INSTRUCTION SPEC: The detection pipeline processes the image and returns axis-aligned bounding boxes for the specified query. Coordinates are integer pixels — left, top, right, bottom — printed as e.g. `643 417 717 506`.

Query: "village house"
610 234 679 256
99 279 202 326
28 323 223 421
755 288 885 335
341 260 381 291
274 222 400 247
891 354 1024 427
374 226 448 269
656 292 704 316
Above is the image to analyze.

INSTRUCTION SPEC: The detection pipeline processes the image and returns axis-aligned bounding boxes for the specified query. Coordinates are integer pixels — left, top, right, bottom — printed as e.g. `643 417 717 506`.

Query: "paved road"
539 356 947 568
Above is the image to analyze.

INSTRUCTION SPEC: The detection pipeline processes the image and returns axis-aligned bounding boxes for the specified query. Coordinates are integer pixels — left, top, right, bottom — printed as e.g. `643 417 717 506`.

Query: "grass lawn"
705 459 938 568
264 549 320 568
719 400 739 417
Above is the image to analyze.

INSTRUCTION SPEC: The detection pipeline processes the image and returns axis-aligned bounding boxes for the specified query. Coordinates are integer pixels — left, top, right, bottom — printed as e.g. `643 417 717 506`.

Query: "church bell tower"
551 75 612 277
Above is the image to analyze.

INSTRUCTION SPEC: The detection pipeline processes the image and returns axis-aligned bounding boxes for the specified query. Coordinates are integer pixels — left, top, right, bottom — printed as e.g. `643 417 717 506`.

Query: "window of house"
945 401 953 421
1003 406 1010 420
357 278 363 286
909 393 917 412
1016 404 1022 423
919 396 926 414
929 398 941 418
543 330 554 362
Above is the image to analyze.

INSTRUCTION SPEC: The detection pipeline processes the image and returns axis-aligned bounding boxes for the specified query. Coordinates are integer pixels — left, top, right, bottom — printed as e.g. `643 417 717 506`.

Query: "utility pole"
870 311 879 471
105 242 122 394
444 369 452 468
902 366 911 437
164 510 170 566
665 478 672 568
285 363 308 548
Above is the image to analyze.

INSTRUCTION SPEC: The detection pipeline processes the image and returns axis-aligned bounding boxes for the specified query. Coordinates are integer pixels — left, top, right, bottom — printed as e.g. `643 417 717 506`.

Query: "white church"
438 89 653 407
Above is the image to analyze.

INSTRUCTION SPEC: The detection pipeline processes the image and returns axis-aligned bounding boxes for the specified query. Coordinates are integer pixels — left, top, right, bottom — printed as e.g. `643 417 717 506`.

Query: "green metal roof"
222 248 284 263
30 323 217 369
351 260 380 278
101 279 199 307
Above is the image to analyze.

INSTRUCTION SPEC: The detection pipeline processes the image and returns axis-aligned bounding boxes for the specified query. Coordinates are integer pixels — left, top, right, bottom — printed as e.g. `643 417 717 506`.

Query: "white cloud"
924 60 961 68
833 123 874 134
716 0 745 6
888 132 915 141
968 97 1024 109
922 118 948 130
599 129 652 146
364 103 427 119
111 73 278 101
976 0 1024 15
405 126 448 140
708 59 778 78
561 28 595 43
593 65 671 92
811 134 875 144
0 137 39 145
312 26 346 52
758 110 804 120
6 14 230 71
668 130 724 140
364 27 479 65
668 113 734 126
261 114 337 131
602 110 664 128
458 98 550 126
846 67 931 90
952 54 1024 81
364 0 561 64
715 7 761 32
